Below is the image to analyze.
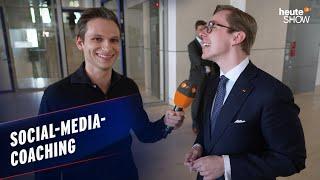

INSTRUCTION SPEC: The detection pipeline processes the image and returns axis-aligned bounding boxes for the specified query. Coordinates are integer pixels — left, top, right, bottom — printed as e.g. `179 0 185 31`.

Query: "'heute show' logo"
279 6 311 24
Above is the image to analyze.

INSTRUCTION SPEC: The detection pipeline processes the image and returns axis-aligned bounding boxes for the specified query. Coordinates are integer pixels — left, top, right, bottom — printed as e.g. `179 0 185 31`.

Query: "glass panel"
103 0 117 10
124 0 162 103
63 11 83 73
0 9 13 91
4 0 53 7
61 0 98 8
7 6 60 89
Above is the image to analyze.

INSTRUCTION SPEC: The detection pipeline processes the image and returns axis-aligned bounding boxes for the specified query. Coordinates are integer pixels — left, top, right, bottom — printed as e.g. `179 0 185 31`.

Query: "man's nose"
101 41 111 51
199 30 207 39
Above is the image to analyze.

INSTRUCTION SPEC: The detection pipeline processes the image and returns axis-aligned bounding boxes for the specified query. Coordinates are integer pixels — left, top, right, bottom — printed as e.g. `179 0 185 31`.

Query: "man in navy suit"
184 5 306 180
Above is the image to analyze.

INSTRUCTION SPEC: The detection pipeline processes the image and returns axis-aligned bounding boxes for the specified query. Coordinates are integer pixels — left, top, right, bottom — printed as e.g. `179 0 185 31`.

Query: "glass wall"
0 7 13 92
5 0 60 89
63 10 83 73
124 0 164 103
62 0 98 8
0 0 165 102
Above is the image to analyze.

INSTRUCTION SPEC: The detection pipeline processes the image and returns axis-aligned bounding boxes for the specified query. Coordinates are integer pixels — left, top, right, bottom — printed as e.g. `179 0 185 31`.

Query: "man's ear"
76 36 84 50
232 31 246 46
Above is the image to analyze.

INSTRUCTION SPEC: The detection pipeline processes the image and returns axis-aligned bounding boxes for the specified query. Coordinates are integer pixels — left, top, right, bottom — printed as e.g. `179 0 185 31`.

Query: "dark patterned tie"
211 75 229 136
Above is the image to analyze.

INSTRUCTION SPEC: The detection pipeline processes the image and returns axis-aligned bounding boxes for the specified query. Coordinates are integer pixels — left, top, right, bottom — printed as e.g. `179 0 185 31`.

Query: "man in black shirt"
37 7 184 180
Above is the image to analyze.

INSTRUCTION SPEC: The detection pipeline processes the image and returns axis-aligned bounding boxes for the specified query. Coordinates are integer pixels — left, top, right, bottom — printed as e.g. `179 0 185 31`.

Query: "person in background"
188 20 219 134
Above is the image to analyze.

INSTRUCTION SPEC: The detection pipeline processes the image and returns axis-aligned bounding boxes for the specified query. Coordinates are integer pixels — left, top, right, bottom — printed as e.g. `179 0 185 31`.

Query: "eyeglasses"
205 21 237 33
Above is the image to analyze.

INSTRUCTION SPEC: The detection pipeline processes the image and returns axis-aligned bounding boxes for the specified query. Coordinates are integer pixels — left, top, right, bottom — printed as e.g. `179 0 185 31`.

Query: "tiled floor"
0 87 319 180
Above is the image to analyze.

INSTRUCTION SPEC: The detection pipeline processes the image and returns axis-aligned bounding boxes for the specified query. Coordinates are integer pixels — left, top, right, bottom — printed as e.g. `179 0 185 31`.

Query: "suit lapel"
208 62 258 152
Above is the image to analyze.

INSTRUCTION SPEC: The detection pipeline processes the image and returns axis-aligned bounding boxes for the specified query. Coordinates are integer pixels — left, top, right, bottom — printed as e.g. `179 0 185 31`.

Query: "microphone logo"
174 80 197 109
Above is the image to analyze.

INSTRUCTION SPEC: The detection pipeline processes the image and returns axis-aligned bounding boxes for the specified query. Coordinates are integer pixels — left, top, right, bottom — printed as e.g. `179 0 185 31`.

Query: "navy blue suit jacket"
195 61 306 180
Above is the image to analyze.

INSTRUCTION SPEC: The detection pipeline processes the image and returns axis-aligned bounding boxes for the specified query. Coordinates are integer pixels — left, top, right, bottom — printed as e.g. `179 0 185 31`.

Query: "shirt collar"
220 57 249 82
70 62 122 86
196 36 202 43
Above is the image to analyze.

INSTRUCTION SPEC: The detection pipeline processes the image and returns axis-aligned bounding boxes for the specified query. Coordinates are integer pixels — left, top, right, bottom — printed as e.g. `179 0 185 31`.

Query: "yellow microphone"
164 80 197 136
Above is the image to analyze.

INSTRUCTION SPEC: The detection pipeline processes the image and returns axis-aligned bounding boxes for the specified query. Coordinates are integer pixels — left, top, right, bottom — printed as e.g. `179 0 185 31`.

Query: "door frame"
0 7 15 93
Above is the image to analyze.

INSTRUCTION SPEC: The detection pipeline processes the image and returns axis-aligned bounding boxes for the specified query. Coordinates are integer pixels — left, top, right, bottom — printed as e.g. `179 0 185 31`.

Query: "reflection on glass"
7 6 60 89
103 0 118 10
39 8 51 23
125 0 162 103
4 0 52 7
10 29 39 48
0 10 13 91
63 11 83 73
61 0 98 8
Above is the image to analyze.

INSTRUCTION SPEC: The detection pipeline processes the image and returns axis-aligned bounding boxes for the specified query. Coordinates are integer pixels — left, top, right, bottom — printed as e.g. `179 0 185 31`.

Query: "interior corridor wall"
175 0 230 85
316 48 320 86
167 0 229 104
168 0 290 104
124 6 145 86
246 0 289 81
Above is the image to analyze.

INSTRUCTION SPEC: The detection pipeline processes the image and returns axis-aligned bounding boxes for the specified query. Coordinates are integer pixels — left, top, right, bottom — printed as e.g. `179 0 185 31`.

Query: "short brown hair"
214 5 257 55
76 7 120 40
195 20 207 30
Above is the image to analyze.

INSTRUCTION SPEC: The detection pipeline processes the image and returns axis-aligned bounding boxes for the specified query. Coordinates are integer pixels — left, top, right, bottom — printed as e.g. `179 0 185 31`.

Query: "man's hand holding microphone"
163 80 197 135
164 110 184 130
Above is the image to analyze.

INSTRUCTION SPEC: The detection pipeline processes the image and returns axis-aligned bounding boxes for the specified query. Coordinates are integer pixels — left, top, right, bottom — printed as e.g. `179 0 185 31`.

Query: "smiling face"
76 18 120 73
201 10 234 61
